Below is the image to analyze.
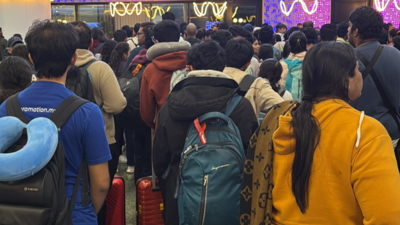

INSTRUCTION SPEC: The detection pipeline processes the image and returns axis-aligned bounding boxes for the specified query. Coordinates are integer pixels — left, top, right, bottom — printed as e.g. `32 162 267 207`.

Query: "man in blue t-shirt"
0 20 111 225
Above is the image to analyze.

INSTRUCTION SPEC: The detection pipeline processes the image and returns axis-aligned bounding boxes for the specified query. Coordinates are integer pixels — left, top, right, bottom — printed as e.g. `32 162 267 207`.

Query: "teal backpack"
284 58 303 101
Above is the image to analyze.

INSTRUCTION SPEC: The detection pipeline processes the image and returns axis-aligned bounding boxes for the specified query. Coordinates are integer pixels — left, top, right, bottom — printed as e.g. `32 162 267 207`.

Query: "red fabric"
139 51 188 129
131 49 150 66
90 40 104 54
136 177 164 225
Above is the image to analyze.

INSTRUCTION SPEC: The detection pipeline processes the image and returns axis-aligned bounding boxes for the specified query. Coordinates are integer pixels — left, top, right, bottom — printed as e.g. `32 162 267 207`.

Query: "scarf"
240 100 296 225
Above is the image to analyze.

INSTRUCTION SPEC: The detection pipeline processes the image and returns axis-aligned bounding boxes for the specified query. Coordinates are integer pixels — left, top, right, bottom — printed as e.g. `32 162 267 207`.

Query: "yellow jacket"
272 99 400 224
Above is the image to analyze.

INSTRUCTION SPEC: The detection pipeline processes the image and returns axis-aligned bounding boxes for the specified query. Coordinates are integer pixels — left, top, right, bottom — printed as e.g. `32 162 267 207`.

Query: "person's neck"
356 39 376 48
187 35 196 39
37 75 67 86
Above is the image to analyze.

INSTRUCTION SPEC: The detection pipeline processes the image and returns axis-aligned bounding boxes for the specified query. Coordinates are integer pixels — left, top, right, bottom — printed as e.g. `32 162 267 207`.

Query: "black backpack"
115 62 149 130
66 60 97 104
0 94 89 225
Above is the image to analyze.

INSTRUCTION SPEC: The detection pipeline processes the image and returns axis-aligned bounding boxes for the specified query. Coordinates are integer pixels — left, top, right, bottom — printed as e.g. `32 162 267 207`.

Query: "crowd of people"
0 5 400 225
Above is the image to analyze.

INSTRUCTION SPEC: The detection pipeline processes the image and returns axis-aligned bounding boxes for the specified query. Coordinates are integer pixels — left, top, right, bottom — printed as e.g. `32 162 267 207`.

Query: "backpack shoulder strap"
50 96 91 216
6 93 28 124
130 39 138 48
82 59 97 69
278 88 286 97
93 43 105 55
357 45 383 80
49 95 89 129
225 95 243 117
357 46 400 131
238 74 257 96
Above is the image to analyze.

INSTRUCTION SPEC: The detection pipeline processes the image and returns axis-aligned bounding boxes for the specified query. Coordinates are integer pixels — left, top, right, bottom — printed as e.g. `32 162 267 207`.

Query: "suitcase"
106 176 126 225
136 176 164 225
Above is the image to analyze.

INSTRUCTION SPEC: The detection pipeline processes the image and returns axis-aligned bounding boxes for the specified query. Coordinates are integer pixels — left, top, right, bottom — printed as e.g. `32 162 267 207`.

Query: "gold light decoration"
232 6 239 18
109 2 143 17
246 15 256 22
193 2 228 20
374 0 391 11
280 0 318 16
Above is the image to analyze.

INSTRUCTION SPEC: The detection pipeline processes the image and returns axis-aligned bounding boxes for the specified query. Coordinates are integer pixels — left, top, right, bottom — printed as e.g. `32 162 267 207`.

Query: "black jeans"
133 127 152 183
97 143 119 225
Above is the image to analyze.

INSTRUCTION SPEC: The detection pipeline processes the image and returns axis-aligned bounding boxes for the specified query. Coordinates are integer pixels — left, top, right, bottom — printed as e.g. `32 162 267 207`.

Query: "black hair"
0 56 33 104
349 6 383 40
282 41 291 59
258 25 274 44
205 29 214 38
144 25 155 49
301 27 316 44
285 27 300 40
187 40 226 72
13 33 22 39
162 12 175 21
210 30 233 49
154 20 180 43
290 41 357 214
259 59 283 92
274 34 282 42
320 24 338 41
253 30 260 41
389 29 398 38
379 28 388 44
383 23 390 31
228 25 248 38
11 44 29 61
276 23 287 31
26 20 78 78
114 29 127 43
109 42 129 76
180 22 188 35
225 38 254 69
337 21 349 39
258 44 274 61
288 31 307 54
303 21 314 28
133 23 141 34
244 30 255 44
70 21 92 50
196 29 205 40
218 22 229 30
393 36 400 51
101 40 117 64
91 27 107 42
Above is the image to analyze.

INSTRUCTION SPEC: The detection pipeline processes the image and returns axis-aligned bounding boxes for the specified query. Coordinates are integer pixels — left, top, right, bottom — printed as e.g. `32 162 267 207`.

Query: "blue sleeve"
0 100 7 117
82 107 112 165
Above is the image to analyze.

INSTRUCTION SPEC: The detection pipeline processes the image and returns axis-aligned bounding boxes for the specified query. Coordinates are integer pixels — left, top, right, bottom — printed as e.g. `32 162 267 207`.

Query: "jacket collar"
186 70 232 79
146 41 191 61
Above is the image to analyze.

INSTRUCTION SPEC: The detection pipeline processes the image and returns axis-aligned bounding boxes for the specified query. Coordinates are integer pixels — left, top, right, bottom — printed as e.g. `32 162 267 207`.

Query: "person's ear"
125 38 128 42
318 36 321 41
196 30 198 35
353 28 359 37
28 53 34 65
335 35 338 41
70 52 78 67
155 39 159 44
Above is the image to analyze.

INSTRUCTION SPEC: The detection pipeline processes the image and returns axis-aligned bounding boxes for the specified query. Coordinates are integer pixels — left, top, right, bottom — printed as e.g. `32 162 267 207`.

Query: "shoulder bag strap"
49 96 91 215
93 43 104 55
6 93 28 124
238 74 257 96
225 95 243 117
357 46 400 131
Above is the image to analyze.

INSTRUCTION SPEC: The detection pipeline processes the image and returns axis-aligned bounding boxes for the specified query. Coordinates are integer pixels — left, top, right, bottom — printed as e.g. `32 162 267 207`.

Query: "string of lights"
280 0 318 16
193 2 227 20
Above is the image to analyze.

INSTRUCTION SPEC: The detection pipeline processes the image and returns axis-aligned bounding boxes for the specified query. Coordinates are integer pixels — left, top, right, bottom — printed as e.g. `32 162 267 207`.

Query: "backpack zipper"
199 174 208 225
187 127 237 139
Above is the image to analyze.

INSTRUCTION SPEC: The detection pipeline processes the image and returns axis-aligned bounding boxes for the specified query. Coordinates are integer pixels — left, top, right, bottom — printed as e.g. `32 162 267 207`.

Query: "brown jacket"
75 49 127 144
223 67 284 116
140 42 191 129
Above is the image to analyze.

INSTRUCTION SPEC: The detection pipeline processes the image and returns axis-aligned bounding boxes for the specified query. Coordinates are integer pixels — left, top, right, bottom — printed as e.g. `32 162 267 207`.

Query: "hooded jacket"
272 99 400 224
140 42 191 129
75 49 127 144
153 70 259 225
279 51 306 89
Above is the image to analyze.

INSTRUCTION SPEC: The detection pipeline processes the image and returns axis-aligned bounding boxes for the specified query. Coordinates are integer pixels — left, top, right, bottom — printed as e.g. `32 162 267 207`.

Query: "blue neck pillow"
0 116 58 182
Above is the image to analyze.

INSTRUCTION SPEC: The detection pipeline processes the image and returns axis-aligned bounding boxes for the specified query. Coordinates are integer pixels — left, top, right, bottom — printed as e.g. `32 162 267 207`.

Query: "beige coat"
279 51 307 89
223 67 283 116
75 49 127 145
